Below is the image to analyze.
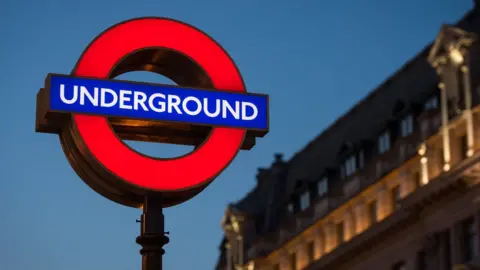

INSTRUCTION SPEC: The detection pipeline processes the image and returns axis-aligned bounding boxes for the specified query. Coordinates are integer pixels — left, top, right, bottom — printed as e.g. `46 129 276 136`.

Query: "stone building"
216 3 480 270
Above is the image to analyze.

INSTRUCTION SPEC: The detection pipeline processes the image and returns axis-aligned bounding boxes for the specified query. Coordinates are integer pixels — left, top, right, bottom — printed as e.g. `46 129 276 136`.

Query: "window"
392 186 401 210
462 217 478 262
307 241 315 264
287 203 294 214
289 252 297 270
416 250 427 270
442 229 452 269
369 200 378 224
358 150 365 169
392 260 406 270
300 191 310 211
378 131 391 154
400 115 414 137
336 222 345 244
317 177 328 196
344 154 357 177
424 96 439 110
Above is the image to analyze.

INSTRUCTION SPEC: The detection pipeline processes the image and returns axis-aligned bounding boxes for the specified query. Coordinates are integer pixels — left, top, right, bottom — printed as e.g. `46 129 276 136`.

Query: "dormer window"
287 203 294 214
378 131 391 154
424 96 439 110
358 150 365 169
344 154 357 177
300 191 310 211
400 115 414 137
317 177 328 196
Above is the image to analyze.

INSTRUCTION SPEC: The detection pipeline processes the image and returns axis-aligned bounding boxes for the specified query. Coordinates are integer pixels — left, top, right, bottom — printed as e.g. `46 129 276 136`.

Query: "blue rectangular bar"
48 74 269 130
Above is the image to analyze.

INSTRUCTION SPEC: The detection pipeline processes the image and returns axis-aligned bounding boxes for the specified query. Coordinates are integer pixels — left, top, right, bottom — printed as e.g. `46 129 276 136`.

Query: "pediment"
428 24 477 66
221 204 249 231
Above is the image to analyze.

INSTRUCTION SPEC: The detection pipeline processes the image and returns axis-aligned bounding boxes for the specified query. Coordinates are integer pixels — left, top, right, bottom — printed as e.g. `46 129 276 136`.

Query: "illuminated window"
369 200 378 224
344 154 357 177
307 241 315 264
424 96 438 110
300 191 310 211
400 115 414 137
378 131 391 154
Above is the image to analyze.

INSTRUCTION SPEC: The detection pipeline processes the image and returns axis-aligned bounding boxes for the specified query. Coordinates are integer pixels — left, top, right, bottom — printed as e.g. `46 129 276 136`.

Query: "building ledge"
304 152 480 270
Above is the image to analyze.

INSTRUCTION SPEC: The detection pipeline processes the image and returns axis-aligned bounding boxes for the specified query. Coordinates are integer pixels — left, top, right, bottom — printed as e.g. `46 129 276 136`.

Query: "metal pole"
136 195 170 270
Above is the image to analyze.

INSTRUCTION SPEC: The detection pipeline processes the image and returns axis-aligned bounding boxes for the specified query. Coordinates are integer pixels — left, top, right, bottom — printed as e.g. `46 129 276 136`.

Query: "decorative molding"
376 183 387 193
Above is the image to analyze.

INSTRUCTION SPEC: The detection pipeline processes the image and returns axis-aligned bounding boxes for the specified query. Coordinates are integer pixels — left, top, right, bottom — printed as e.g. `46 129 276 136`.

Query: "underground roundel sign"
35 17 269 208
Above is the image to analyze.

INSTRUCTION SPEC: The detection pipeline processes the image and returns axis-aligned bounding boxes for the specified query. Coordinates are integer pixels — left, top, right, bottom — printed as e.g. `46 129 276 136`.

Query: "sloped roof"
216 5 480 268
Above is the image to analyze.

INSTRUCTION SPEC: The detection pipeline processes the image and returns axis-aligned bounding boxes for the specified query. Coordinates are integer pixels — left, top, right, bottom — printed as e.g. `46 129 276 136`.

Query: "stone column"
278 250 289 270
343 209 356 241
377 186 392 221
439 81 452 171
462 65 475 157
238 236 244 267
226 243 232 270
421 157 429 185
314 228 324 260
323 222 336 253
295 240 308 269
354 200 367 234
427 26 477 170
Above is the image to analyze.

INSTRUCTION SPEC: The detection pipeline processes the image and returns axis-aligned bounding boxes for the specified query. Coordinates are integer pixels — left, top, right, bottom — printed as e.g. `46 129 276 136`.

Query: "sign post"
35 17 269 270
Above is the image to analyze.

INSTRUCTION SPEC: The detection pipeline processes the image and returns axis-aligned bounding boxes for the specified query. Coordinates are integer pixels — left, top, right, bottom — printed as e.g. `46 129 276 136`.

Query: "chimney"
273 153 284 165
256 167 269 182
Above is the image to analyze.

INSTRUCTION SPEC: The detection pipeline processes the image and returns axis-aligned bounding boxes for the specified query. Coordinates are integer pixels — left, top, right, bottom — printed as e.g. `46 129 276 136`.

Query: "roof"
216 5 480 268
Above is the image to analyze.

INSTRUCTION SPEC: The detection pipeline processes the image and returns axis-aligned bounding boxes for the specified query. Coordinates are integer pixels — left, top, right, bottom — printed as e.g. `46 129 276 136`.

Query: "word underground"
60 85 258 119
48 75 268 130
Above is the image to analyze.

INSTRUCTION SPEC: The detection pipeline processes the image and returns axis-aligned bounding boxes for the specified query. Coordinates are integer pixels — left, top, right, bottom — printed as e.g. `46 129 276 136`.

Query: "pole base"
136 195 169 270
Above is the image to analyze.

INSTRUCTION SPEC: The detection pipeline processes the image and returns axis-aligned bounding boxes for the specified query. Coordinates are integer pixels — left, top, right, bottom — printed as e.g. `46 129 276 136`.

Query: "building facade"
216 4 480 270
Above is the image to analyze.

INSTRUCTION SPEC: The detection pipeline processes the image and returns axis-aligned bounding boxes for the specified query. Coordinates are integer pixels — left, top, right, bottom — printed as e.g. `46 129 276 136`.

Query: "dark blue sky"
0 0 473 269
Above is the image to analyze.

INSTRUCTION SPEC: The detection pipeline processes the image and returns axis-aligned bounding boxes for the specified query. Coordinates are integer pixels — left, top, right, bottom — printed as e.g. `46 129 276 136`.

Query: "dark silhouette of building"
216 3 480 270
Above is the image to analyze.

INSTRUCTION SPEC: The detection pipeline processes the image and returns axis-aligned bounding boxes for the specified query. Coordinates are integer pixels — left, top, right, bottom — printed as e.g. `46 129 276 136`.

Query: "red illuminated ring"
72 18 246 191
